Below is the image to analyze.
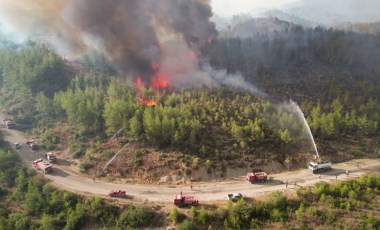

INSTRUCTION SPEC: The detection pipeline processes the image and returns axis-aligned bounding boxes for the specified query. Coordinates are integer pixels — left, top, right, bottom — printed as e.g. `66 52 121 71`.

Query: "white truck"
227 193 247 202
45 152 56 163
309 161 332 173
3 119 14 129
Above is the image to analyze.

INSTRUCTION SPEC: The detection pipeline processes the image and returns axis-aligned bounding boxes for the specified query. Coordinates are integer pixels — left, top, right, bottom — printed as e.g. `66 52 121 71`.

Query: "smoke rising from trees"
0 0 215 75
0 0 262 93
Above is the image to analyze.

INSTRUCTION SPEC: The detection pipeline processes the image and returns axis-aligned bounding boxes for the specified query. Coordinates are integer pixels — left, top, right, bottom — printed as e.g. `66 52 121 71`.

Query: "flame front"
135 66 169 106
151 64 169 90
138 97 157 106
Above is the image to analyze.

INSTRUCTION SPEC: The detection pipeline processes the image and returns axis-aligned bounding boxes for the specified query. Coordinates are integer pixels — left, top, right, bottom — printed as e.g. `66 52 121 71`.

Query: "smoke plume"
0 0 214 76
0 0 261 94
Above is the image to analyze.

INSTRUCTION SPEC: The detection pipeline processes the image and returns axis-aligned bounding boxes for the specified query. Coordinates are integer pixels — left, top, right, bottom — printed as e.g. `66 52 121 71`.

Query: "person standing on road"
285 180 288 188
346 170 349 177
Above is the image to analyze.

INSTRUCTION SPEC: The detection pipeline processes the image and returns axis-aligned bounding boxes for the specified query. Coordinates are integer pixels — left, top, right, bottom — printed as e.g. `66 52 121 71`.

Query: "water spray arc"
290 101 320 159
288 101 331 173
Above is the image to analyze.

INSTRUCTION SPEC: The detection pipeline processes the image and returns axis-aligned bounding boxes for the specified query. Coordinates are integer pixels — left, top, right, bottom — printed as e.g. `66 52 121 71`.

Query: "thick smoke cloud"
0 1 215 74
63 0 162 76
0 0 85 53
0 0 217 79
0 0 261 95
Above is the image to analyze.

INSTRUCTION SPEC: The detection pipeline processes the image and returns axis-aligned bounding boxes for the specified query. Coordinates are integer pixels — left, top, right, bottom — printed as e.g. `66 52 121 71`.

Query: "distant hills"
218 16 297 38
262 9 320 28
335 22 380 35
214 9 380 39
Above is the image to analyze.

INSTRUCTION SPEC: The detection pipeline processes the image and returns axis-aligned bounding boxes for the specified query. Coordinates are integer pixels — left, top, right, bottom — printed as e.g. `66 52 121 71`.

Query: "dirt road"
1 120 380 204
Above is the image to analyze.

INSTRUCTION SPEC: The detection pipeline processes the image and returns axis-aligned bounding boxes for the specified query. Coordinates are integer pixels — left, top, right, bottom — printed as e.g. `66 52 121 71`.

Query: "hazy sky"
211 0 299 17
212 0 380 25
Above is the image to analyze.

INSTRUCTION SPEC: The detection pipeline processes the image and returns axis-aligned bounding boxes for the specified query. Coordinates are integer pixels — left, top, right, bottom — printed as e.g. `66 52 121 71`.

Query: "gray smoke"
0 0 263 94
288 0 380 26
0 0 217 79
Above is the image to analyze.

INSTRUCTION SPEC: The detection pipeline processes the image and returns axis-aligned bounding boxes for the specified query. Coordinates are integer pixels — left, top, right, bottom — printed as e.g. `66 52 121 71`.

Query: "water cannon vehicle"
308 160 332 173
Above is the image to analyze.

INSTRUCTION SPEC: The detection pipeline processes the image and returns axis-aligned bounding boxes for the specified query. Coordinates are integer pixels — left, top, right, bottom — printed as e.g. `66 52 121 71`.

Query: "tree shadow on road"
49 168 70 177
56 158 71 166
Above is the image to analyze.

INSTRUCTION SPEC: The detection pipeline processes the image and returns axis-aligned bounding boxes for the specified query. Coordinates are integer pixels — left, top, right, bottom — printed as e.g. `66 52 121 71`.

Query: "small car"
227 193 246 202
108 190 126 198
13 143 21 149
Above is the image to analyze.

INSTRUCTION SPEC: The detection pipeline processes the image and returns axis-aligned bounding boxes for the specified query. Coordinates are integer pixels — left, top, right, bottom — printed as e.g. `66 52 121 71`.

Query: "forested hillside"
203 26 380 100
0 26 379 178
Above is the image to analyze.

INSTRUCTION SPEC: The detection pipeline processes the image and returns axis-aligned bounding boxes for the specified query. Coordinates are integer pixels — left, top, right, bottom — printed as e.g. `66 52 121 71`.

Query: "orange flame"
138 97 157 106
151 64 169 90
135 66 169 107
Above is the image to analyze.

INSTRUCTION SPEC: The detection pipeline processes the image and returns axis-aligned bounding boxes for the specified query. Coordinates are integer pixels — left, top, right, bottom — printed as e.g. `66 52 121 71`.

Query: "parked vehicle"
227 193 246 202
308 161 332 173
174 194 199 207
108 190 126 198
26 140 38 150
13 142 21 149
33 158 52 174
45 152 56 163
3 119 14 129
246 172 268 183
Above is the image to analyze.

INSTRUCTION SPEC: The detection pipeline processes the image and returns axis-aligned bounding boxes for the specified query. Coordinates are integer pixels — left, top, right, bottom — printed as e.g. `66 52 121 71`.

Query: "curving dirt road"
1 119 380 204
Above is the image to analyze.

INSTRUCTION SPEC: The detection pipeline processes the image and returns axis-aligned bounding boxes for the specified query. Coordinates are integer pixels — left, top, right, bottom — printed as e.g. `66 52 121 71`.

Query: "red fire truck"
246 172 268 183
33 158 52 174
174 194 199 207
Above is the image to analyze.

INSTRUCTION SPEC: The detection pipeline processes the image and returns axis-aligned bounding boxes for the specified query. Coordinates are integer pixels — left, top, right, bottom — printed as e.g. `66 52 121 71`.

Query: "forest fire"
150 65 169 90
138 97 157 106
135 65 169 106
